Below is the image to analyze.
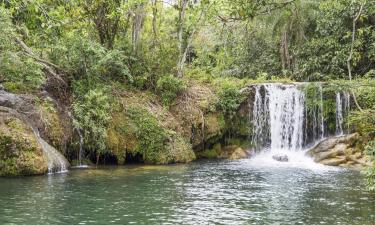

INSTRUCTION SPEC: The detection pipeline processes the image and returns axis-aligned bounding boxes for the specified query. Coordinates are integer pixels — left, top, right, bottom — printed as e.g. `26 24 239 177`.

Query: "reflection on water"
0 160 374 225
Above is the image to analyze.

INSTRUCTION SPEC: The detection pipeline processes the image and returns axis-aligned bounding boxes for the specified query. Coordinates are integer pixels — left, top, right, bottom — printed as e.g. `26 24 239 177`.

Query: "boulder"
219 145 248 160
229 147 248 160
272 154 289 162
0 116 48 176
306 133 370 170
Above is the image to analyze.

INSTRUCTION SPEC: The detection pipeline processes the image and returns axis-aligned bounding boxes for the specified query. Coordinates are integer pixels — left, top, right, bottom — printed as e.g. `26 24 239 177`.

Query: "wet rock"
219 145 248 160
272 154 289 162
307 133 369 169
320 157 347 166
229 147 248 160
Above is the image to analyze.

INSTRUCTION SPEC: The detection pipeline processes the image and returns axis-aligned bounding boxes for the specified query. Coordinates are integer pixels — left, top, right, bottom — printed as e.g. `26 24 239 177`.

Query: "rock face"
0 115 47 176
0 90 69 176
272 154 289 162
306 133 370 169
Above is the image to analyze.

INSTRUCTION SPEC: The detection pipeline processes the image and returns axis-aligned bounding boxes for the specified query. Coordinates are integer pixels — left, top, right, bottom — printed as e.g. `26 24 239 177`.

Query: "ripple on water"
0 161 374 225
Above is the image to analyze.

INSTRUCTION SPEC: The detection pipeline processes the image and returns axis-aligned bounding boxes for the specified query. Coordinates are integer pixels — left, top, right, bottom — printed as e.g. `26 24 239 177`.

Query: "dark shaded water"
0 159 374 225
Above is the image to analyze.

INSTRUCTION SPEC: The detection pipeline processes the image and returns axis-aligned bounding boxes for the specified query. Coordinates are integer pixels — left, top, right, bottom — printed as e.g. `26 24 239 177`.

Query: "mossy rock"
107 107 195 165
40 99 66 150
0 117 47 176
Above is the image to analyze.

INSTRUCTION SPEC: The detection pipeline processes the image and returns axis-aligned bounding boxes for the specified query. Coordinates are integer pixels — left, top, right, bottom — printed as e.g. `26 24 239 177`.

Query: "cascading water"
319 84 325 139
335 92 344 135
249 83 352 168
249 83 349 169
335 92 351 135
266 85 305 151
33 130 69 174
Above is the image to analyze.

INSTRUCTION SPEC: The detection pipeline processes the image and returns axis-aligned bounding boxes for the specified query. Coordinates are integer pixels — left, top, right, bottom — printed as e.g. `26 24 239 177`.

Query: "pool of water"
0 159 374 225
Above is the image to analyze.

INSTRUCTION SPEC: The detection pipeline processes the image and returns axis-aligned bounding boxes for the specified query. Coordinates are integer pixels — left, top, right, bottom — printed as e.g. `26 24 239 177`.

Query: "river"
0 159 374 225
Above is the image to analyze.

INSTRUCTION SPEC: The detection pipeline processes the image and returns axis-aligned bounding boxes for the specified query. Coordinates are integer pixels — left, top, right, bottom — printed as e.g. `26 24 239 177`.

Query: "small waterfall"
335 91 351 135
76 128 85 166
251 86 269 150
34 130 69 174
318 84 325 139
335 93 344 135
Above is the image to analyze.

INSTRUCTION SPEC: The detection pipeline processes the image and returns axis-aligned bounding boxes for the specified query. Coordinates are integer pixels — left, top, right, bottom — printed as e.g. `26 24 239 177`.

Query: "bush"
126 107 168 164
0 52 45 93
94 50 133 83
364 141 375 190
73 87 112 159
156 75 186 106
216 85 244 118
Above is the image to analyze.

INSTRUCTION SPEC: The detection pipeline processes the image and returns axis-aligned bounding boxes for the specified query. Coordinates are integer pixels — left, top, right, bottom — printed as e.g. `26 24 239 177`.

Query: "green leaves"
73 87 112 154
156 74 186 106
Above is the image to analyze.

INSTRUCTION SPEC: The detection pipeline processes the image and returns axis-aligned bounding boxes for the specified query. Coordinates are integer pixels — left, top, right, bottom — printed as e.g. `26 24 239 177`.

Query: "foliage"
95 50 133 83
0 52 45 93
216 84 244 118
73 87 112 156
126 107 168 164
156 74 186 106
364 141 375 190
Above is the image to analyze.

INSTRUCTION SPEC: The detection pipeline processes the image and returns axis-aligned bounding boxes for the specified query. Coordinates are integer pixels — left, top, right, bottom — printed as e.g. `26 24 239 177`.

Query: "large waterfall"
250 83 350 166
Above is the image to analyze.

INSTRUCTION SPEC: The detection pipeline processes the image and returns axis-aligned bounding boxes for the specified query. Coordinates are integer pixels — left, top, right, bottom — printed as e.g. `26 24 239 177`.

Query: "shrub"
94 50 133 83
73 87 112 161
216 85 244 119
156 74 186 106
0 52 45 93
126 107 168 164
364 141 375 190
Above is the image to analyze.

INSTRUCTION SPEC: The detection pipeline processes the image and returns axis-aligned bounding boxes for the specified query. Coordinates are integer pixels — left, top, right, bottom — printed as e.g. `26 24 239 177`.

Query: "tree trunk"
152 0 158 46
347 3 365 111
280 29 290 70
177 0 188 78
132 3 145 54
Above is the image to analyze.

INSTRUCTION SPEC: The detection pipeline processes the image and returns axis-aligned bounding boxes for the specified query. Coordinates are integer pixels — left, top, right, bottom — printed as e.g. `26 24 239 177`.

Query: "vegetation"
0 0 373 183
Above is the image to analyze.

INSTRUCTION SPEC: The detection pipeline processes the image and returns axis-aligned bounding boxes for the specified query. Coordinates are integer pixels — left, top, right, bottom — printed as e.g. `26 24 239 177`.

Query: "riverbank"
1 78 374 176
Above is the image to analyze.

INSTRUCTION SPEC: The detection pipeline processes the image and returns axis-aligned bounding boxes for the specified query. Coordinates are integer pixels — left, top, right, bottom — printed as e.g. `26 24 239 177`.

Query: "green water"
0 159 374 225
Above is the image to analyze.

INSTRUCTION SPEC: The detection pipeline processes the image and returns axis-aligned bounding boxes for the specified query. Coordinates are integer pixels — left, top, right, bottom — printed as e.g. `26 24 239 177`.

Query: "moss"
196 143 221 159
0 117 47 176
106 112 139 163
107 106 195 165
39 99 65 149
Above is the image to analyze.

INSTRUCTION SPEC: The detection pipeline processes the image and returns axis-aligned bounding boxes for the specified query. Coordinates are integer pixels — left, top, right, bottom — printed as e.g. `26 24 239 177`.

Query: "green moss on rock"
107 106 195 165
0 117 47 176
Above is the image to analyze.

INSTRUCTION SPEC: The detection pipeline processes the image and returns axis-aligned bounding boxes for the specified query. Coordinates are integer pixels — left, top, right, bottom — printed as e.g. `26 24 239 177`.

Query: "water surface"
0 159 374 225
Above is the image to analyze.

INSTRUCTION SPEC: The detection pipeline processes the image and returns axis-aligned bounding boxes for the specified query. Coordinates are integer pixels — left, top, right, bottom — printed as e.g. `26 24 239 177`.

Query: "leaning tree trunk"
347 3 365 112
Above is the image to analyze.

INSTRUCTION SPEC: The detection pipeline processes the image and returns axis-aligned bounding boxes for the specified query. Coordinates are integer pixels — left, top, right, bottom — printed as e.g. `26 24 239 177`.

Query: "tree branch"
15 37 66 85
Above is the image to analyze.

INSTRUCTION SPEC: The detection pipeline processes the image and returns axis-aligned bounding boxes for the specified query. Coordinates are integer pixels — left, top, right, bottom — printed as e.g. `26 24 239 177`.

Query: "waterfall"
335 91 351 135
252 86 269 150
335 93 344 135
34 130 69 174
251 83 334 151
251 84 305 151
266 85 305 151
318 84 325 139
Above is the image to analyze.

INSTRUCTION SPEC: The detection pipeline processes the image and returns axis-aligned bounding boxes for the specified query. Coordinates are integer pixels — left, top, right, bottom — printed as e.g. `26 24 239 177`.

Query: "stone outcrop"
0 114 47 176
0 90 69 175
220 145 248 160
272 154 289 162
306 133 371 169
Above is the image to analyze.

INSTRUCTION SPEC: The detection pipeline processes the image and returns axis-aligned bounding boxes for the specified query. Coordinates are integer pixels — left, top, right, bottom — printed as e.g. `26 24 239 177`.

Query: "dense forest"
0 0 374 187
